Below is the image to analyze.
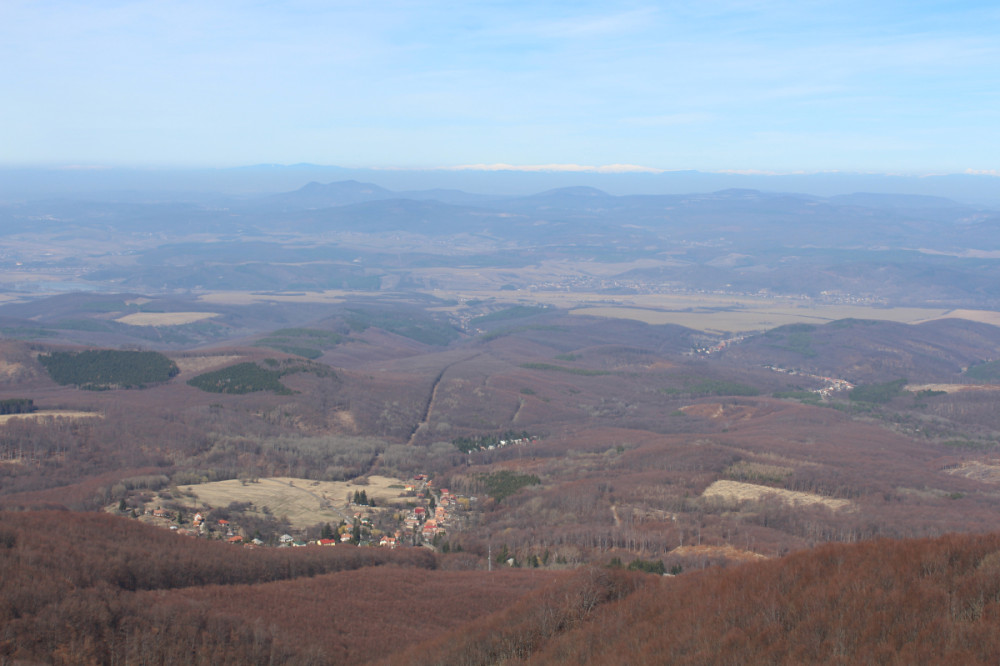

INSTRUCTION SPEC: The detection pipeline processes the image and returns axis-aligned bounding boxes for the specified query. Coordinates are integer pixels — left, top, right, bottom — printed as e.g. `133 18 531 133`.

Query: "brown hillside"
0 510 556 664
396 531 1000 665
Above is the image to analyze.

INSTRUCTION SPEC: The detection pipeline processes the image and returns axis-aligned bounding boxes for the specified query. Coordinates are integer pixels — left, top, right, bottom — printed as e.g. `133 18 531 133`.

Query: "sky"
3 1 999 174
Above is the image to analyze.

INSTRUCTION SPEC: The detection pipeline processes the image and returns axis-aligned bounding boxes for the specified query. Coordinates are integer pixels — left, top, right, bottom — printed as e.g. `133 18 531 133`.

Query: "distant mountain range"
1 175 999 307
3 164 1000 207
6 179 995 250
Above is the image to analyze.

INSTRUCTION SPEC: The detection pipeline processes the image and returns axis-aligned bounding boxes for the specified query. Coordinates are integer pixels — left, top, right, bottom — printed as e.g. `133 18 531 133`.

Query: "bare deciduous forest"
3 178 1000 661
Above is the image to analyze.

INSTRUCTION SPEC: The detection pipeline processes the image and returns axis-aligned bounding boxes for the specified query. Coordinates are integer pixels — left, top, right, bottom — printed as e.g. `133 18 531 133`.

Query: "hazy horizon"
3 162 999 206
4 2 998 174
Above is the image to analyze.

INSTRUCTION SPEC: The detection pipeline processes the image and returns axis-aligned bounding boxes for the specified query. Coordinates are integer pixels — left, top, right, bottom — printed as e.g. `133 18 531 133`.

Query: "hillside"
723 317 1000 383
395 531 1000 664
0 511 557 664
4 307 1000 566
7 511 1000 664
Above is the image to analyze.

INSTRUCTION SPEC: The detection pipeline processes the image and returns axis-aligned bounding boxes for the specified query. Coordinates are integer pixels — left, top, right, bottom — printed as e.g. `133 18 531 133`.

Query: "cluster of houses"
459 436 537 454
693 334 750 356
811 377 854 398
139 472 473 550
399 485 457 542
146 508 260 542
765 365 854 398
493 437 534 451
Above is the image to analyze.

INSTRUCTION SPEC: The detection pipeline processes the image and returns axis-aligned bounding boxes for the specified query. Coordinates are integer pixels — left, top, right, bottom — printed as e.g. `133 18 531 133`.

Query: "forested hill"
38 349 178 389
395 531 1000 664
5 511 1000 663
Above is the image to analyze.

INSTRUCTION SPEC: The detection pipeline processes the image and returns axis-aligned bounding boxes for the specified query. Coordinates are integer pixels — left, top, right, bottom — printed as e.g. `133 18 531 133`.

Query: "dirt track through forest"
406 354 481 446
511 398 525 424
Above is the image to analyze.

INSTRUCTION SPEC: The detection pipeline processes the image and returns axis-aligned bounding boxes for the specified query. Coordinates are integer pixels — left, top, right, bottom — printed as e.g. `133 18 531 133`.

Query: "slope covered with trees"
397 531 1000 664
0 511 554 664
38 349 178 389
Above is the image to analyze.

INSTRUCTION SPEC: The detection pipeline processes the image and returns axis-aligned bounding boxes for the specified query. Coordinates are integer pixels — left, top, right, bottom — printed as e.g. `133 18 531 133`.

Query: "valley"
2 178 1000 662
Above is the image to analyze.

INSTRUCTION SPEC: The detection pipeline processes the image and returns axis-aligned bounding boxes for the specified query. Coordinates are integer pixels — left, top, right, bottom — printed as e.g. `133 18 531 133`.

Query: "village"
125 473 475 552
765 364 855 398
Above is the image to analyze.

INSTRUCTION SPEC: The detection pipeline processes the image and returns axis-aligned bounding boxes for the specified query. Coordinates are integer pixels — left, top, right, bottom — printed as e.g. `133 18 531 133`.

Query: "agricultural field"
569 304 961 333
906 383 1000 393
197 290 349 305
174 475 410 529
115 312 219 326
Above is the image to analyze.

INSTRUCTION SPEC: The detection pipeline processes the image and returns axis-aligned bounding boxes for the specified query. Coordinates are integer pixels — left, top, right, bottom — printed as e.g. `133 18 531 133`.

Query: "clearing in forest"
0 410 102 424
945 461 1000 484
702 480 851 510
172 354 246 376
176 475 410 529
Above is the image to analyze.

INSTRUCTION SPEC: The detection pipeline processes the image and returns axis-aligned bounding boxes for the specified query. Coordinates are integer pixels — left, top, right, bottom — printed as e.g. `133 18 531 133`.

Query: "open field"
916 309 1000 327
0 410 103 424
115 312 219 326
185 287 1000 334
906 383 1000 394
197 290 349 305
945 461 1000 484
701 480 852 510
0 360 30 381
172 354 246 376
671 544 769 562
176 475 409 529
569 305 959 333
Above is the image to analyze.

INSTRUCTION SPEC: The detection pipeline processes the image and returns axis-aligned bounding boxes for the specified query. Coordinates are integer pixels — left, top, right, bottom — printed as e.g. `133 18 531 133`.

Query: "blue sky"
3 1 998 174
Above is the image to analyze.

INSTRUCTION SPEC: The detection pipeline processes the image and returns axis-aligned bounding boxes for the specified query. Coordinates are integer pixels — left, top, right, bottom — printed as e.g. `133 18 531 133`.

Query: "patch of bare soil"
0 360 32 383
680 403 758 420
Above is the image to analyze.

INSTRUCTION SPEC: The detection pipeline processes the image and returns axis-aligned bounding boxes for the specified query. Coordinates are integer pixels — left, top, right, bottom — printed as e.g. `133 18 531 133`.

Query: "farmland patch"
116 312 219 326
